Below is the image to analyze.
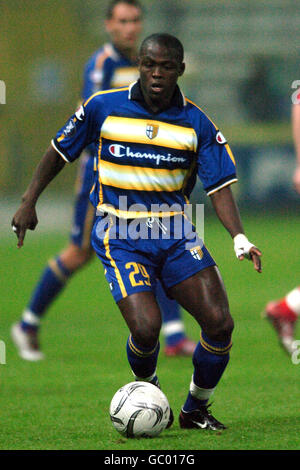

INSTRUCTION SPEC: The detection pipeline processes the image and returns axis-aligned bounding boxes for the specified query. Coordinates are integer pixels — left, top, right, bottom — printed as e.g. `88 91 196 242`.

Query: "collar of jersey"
128 80 186 111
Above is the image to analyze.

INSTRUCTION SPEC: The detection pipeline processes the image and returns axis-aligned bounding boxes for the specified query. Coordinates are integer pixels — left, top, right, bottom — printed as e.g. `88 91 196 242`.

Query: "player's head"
105 0 143 53
138 33 185 111
139 33 184 65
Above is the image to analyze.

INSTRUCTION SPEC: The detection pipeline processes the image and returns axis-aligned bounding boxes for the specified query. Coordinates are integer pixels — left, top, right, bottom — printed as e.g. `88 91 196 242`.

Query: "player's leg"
117 290 174 428
263 286 300 355
92 215 173 397
11 153 95 361
156 213 232 429
169 266 233 430
155 281 196 357
118 291 162 385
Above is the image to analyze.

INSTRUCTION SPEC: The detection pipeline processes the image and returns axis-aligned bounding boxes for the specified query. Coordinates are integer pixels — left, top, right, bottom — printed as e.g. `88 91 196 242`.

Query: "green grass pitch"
1 212 299 450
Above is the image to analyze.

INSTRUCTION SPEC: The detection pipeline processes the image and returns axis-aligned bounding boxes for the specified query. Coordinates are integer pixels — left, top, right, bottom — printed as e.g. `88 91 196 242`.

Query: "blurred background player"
11 0 196 361
263 102 300 355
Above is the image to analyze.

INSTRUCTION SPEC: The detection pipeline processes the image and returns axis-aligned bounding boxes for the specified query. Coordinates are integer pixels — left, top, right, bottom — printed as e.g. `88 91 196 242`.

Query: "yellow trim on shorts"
103 216 127 299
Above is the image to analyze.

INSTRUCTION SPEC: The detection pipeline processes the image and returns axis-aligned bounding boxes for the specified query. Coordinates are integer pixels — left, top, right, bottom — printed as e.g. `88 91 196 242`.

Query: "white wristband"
233 233 254 259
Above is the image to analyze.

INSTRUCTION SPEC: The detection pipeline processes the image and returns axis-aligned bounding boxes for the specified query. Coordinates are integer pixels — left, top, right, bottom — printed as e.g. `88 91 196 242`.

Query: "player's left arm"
210 185 262 273
11 146 65 248
195 110 262 273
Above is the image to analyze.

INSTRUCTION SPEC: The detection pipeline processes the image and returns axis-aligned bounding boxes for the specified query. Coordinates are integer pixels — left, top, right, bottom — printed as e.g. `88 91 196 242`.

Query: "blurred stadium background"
1 0 299 228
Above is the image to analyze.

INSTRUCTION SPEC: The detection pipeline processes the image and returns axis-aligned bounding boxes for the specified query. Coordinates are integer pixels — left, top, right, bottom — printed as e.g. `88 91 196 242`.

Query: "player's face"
138 42 185 112
105 3 142 53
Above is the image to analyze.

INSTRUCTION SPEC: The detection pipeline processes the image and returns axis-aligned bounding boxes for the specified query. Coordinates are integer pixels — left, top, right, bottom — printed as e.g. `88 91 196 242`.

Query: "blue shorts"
91 213 216 303
70 152 96 248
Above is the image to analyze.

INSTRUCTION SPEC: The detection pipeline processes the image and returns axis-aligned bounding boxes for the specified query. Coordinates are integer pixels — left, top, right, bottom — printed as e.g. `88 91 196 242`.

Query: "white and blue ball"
109 381 170 438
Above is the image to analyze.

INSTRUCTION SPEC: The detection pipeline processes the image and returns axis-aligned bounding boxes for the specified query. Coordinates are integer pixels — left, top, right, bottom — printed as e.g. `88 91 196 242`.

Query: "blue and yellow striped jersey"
52 81 237 218
82 43 139 100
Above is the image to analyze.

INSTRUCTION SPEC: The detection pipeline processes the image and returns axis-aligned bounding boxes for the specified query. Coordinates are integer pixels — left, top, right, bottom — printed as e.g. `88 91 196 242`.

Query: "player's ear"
178 62 185 77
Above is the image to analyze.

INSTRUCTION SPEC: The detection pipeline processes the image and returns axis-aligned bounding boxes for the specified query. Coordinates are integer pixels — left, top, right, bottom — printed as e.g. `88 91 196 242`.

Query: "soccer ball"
109 381 170 438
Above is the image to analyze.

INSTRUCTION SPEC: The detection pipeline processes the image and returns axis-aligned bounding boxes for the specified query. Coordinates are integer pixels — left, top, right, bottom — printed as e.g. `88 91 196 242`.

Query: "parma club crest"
146 123 159 140
190 246 204 260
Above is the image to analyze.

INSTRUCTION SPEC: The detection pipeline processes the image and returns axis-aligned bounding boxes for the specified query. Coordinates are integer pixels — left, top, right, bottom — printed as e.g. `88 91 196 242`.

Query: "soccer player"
12 33 262 430
263 102 300 355
11 0 195 361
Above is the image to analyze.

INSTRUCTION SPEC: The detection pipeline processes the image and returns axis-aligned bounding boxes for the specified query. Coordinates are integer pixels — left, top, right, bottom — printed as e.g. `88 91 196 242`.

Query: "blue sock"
156 281 185 346
126 335 160 381
183 331 232 412
21 257 71 331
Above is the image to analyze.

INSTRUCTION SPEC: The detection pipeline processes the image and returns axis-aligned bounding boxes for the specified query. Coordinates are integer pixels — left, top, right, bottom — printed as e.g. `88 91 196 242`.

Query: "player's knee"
221 315 234 339
61 244 94 271
76 247 93 266
206 311 234 342
132 323 161 349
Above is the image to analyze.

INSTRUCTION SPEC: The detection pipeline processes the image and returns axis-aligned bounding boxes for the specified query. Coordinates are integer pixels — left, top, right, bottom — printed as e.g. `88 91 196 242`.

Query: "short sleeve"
197 116 237 196
51 99 99 163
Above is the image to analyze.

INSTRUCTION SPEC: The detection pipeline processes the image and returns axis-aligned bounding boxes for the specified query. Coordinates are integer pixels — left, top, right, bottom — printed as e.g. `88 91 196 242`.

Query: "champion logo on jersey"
146 124 159 140
109 144 125 157
108 144 186 165
216 131 227 144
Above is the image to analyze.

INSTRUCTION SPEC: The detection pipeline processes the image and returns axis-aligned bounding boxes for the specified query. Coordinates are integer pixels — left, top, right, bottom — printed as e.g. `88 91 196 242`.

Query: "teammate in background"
11 0 195 362
263 102 300 355
11 33 262 430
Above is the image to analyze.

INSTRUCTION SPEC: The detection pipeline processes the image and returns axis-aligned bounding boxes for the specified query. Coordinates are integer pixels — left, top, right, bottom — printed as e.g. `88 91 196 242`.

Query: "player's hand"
247 246 262 273
293 165 300 194
233 233 262 273
11 202 38 248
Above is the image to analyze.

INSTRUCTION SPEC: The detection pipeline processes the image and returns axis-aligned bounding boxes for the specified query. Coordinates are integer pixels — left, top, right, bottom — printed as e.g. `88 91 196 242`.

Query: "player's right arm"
12 96 100 248
292 103 300 194
11 146 65 248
